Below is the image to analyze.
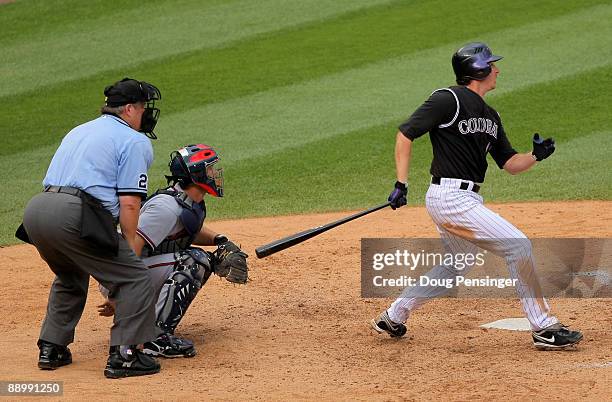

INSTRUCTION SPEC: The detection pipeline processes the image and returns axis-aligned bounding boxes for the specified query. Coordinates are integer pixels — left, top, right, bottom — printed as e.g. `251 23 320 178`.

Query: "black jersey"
399 86 516 183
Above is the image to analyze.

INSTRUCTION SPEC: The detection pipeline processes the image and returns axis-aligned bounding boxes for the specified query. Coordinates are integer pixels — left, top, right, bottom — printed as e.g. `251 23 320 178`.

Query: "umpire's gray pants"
23 192 157 346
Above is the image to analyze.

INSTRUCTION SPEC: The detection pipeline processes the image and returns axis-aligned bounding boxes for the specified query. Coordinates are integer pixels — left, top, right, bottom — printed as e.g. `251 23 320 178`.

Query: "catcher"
98 144 248 358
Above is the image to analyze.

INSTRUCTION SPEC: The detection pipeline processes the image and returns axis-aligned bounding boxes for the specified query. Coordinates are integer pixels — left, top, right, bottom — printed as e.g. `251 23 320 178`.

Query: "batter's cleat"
142 333 197 358
104 346 161 379
37 339 72 370
532 324 583 350
371 311 407 338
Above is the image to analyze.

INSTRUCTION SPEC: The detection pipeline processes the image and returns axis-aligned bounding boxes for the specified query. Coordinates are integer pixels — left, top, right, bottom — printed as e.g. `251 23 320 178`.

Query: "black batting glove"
532 133 555 161
388 181 408 210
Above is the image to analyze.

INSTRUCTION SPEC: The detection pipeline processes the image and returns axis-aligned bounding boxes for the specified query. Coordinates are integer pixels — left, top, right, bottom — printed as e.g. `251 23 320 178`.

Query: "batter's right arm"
387 132 412 210
395 131 413 183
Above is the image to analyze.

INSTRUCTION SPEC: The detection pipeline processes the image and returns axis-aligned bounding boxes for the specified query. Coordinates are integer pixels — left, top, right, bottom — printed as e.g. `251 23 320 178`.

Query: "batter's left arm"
503 133 555 175
503 153 537 175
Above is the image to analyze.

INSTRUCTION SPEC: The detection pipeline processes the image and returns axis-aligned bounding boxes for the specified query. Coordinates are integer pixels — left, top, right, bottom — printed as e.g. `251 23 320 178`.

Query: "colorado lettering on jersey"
457 117 498 139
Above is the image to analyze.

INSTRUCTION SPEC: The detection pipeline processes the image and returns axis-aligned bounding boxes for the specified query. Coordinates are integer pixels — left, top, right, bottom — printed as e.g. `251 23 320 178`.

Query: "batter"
371 42 583 349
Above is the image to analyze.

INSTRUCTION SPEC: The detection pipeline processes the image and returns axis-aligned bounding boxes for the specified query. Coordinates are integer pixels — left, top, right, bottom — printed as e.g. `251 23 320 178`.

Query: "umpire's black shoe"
142 333 197 358
371 311 407 338
104 346 161 379
37 339 72 370
532 323 583 350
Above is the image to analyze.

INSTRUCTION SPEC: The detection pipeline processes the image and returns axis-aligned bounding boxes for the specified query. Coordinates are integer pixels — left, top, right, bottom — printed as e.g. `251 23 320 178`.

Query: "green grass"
1 0 611 245
1 0 392 97
2 0 607 156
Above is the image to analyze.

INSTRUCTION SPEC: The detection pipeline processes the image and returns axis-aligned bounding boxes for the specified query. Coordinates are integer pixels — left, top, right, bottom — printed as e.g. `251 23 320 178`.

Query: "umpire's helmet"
104 78 161 107
103 77 162 139
452 42 503 85
167 144 224 197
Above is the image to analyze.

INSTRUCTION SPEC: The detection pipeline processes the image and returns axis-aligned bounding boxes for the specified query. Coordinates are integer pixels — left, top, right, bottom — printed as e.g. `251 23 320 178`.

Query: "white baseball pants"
387 178 559 331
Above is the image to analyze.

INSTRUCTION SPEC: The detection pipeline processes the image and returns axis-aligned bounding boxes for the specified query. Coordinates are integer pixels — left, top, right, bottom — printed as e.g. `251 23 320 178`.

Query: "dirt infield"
1 201 610 401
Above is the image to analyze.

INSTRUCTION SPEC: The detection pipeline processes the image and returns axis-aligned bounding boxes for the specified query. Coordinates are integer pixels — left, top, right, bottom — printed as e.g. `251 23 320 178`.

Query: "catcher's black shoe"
371 311 407 338
142 333 197 358
38 339 72 370
532 324 583 350
104 346 161 379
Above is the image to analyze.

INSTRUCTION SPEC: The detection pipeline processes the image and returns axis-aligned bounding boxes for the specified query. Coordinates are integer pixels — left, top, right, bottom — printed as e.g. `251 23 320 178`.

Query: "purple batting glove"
388 181 407 210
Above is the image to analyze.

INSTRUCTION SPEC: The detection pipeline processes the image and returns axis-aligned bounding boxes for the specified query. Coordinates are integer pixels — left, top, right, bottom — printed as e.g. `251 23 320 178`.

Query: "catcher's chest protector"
143 189 207 257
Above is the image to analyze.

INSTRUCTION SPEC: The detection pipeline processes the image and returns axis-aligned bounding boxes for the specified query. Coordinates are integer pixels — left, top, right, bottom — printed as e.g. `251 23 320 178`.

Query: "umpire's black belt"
431 177 480 193
44 185 85 197
44 185 118 224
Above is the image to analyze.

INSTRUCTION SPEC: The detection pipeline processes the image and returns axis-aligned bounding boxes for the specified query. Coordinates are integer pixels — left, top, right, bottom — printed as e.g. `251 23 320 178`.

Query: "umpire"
20 78 163 378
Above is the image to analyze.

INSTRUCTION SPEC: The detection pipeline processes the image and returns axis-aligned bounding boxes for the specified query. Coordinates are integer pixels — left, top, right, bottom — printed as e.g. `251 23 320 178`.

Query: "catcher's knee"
155 248 213 334
178 247 213 285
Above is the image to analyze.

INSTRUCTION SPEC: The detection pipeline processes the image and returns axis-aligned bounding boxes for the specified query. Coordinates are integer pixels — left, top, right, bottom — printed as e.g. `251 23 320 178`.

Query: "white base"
480 318 531 331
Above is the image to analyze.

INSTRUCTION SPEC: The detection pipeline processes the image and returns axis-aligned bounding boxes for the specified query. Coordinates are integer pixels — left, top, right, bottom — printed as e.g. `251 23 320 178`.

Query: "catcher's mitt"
213 240 248 284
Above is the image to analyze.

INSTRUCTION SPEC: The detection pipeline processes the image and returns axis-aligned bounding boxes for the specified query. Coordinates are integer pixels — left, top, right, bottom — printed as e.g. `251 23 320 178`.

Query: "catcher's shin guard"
155 248 212 334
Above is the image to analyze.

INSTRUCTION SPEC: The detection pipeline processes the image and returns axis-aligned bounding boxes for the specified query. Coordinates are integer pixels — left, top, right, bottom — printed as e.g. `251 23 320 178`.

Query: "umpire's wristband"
214 234 229 246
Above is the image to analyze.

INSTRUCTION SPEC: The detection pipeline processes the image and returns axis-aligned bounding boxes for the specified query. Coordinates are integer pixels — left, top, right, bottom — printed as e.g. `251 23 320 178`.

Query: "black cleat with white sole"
104 346 161 379
371 311 407 338
143 333 197 358
532 324 583 350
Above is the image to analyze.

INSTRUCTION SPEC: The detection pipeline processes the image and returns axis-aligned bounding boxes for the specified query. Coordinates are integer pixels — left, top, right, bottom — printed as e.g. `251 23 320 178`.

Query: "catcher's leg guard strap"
155 248 212 334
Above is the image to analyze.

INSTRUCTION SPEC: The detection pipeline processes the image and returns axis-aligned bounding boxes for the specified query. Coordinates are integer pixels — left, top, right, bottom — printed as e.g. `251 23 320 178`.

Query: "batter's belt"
431 176 480 193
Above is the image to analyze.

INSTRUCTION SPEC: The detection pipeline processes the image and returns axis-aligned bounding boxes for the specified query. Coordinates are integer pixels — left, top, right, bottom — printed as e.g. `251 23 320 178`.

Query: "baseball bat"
255 202 391 258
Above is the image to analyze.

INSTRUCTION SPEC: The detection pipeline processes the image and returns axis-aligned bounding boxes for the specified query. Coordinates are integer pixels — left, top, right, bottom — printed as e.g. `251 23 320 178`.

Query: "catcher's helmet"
452 42 503 84
167 144 224 197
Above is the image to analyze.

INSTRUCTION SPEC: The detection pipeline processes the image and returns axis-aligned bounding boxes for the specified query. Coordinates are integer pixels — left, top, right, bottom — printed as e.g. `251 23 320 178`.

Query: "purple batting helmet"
452 42 503 84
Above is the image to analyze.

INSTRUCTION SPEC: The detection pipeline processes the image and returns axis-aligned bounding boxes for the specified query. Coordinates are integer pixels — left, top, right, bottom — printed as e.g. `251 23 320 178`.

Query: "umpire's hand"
97 300 115 317
388 181 408 210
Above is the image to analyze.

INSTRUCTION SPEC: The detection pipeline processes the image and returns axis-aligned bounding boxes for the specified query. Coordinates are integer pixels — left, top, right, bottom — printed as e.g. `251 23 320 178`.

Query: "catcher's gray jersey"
136 190 185 250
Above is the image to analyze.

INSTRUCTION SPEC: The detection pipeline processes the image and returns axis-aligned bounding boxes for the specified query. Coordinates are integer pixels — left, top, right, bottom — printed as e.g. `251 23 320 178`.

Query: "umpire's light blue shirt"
44 114 153 218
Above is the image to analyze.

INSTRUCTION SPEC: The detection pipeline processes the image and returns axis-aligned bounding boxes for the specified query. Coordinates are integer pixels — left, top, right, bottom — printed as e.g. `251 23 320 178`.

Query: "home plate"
480 318 531 331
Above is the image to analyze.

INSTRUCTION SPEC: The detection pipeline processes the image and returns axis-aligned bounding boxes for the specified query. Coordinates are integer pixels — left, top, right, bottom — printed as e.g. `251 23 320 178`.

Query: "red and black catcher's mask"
167 144 224 197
